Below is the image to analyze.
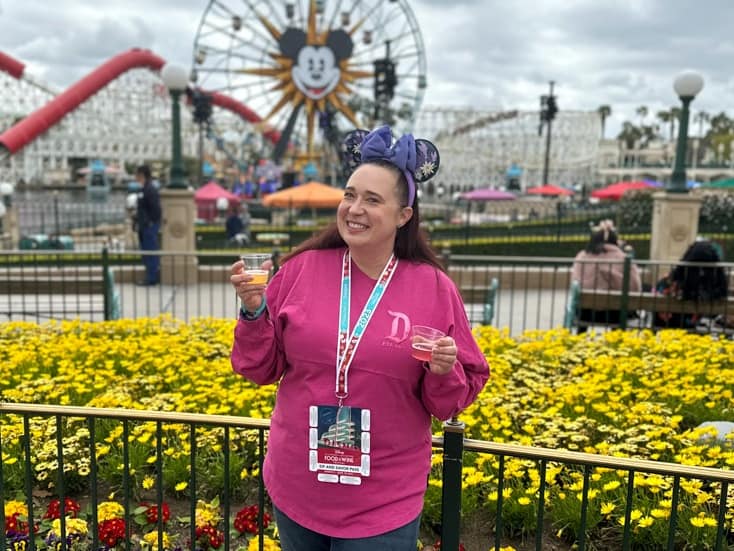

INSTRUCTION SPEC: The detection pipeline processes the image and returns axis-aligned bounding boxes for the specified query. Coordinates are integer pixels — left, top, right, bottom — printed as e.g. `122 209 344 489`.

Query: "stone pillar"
1 204 20 249
650 191 702 263
159 188 198 285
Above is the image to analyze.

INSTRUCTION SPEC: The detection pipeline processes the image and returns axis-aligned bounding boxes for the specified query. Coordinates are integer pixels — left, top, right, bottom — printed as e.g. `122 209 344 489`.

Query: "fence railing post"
102 247 111 321
440 416 465 551
619 253 632 330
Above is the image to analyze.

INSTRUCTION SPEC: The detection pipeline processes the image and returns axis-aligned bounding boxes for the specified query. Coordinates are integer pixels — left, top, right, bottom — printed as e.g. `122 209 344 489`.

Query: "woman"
229 126 489 550
653 239 728 329
571 219 641 331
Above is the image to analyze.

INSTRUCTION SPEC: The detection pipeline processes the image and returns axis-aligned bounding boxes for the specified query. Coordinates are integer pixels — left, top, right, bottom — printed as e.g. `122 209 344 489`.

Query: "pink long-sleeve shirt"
231 247 489 538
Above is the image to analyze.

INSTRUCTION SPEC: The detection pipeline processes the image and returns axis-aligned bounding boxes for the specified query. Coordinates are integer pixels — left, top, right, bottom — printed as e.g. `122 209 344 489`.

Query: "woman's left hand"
428 336 458 375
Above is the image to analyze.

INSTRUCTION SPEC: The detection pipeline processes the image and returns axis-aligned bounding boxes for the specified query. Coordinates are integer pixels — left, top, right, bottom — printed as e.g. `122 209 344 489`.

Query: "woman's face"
336 164 413 255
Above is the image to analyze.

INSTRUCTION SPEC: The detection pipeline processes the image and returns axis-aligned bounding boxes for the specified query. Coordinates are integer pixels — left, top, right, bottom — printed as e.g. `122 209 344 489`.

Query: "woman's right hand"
230 260 267 312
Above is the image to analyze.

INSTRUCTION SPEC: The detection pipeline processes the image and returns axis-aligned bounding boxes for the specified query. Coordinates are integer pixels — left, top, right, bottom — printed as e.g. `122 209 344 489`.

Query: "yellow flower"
690 516 706 528
600 502 615 515
517 497 531 506
142 530 171 550
603 481 621 492
175 481 188 492
247 535 280 551
143 476 155 490
98 501 124 522
4 500 28 518
51 517 88 536
195 499 221 528
638 516 654 528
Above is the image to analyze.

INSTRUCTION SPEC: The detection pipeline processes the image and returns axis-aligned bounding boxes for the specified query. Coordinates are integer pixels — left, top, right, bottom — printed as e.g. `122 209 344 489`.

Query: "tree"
636 105 648 127
597 105 611 139
617 121 643 149
704 111 734 163
694 110 710 138
656 109 675 141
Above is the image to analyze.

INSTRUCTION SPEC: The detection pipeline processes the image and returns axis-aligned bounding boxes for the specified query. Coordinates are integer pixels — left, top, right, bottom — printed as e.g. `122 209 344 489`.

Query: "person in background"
225 203 251 246
653 239 728 330
229 126 489 550
571 219 641 331
135 164 161 286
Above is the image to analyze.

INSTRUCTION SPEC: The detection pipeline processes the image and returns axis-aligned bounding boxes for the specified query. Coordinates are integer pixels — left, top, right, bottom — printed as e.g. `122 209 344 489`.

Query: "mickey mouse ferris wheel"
191 0 428 162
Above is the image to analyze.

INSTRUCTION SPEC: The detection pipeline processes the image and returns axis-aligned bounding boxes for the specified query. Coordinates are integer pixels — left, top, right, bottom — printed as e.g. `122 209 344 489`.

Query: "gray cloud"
1 0 731 139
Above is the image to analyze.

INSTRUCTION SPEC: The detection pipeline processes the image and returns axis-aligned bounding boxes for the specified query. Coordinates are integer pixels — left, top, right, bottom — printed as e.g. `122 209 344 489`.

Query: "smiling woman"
229 125 489 550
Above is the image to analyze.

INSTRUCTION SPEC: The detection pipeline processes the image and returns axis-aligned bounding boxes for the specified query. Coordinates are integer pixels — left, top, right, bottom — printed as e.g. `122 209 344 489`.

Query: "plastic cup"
410 325 445 361
241 253 272 284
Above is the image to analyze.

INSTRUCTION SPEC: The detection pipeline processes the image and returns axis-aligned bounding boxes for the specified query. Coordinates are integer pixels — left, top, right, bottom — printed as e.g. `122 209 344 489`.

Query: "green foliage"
617 190 654 233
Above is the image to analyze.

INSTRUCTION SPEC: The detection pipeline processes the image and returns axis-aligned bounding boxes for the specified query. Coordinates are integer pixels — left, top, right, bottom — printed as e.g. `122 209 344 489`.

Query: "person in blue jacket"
135 164 161 285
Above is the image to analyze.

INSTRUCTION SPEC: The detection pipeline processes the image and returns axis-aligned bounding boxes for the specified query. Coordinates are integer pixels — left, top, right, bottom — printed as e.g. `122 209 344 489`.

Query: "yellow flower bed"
1 318 733 548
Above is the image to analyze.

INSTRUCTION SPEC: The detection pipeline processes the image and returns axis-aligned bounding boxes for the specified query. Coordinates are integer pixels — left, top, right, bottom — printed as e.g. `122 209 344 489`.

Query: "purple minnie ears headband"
340 125 440 206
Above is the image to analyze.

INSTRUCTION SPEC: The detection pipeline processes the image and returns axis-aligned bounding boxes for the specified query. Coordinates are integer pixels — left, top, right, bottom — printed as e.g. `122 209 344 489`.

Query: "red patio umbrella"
526 184 573 196
194 181 240 221
590 181 656 201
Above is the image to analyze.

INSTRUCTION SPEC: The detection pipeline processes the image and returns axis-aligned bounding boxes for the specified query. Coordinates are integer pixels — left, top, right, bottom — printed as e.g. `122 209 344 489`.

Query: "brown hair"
281 160 444 271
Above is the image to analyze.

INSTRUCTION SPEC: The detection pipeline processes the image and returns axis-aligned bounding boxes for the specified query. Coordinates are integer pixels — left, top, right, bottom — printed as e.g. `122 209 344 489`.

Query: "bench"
482 277 499 325
565 280 734 334
0 266 120 322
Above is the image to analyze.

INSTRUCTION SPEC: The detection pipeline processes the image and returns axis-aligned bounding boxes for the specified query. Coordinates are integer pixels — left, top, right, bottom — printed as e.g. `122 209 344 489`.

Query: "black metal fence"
2 403 733 551
1 250 732 339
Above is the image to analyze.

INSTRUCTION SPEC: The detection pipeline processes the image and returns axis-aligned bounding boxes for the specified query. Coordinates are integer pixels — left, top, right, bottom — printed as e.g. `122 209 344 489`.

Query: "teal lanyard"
335 251 399 405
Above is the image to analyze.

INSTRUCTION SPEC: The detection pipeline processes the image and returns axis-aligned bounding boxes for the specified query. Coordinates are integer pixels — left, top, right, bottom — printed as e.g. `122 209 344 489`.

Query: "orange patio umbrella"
526 184 573 196
262 181 345 208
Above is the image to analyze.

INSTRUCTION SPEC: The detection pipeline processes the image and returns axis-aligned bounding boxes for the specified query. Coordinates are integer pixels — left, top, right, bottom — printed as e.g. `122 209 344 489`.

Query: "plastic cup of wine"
410 325 445 362
241 253 271 284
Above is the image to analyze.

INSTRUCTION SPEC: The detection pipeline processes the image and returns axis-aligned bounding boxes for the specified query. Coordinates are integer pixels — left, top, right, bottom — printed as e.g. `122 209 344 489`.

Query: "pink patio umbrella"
459 188 517 201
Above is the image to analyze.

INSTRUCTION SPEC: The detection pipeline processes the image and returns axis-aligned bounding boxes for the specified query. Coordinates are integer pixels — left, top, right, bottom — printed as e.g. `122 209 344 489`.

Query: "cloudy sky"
2 0 733 138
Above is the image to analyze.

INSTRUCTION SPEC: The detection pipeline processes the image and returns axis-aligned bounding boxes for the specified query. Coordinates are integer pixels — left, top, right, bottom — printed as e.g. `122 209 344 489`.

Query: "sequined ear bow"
340 125 440 206
591 219 616 241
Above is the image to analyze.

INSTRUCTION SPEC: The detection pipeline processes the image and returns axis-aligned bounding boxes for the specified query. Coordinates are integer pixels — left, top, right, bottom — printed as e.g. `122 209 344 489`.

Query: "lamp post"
539 81 557 187
161 63 189 189
669 71 704 192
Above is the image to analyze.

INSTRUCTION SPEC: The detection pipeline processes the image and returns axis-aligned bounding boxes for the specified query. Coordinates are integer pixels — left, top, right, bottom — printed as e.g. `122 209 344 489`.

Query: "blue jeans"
273 506 421 551
138 223 160 283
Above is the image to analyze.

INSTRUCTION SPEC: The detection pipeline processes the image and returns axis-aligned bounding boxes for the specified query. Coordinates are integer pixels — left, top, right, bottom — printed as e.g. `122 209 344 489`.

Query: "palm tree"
656 110 671 140
694 111 710 137
597 105 611 139
636 106 648 127
617 121 643 149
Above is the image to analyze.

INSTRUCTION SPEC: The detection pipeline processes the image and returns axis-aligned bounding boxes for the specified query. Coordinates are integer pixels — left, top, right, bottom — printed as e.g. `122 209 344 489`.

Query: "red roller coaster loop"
0 47 279 156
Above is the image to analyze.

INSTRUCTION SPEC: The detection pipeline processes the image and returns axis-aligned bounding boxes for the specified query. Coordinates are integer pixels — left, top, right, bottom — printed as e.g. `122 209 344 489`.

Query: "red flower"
195 524 224 549
234 505 271 535
43 498 81 520
142 502 170 525
5 513 26 534
98 518 126 547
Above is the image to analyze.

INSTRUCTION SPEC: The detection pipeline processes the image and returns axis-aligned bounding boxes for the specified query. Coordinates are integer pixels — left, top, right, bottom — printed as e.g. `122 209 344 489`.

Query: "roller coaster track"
0 48 280 164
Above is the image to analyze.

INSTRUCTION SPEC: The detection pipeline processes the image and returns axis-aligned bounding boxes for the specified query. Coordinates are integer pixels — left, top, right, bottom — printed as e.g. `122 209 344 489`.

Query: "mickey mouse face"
292 46 341 100
279 27 354 102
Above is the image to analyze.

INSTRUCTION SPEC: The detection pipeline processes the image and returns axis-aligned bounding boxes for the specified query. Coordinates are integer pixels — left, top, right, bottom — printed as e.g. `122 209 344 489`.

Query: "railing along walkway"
2 404 734 551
